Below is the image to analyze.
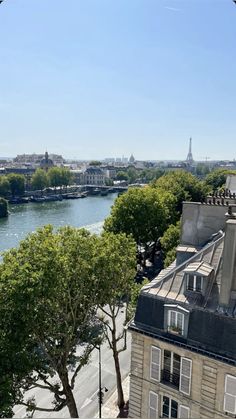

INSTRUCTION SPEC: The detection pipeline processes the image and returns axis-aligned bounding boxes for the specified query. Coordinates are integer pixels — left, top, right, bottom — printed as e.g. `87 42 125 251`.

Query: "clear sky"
0 0 236 161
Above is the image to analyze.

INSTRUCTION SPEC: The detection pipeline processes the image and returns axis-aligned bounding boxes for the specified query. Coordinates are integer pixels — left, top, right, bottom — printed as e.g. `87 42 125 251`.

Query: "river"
0 193 118 254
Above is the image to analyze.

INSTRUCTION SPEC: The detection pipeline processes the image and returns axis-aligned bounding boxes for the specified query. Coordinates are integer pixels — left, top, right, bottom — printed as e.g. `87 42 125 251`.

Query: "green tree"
160 221 180 267
116 171 129 181
7 174 25 197
0 176 10 198
104 187 175 264
0 226 104 418
95 232 136 409
47 167 73 189
0 198 8 217
31 169 48 192
60 168 73 188
89 161 102 166
153 170 208 215
140 168 164 183
127 167 138 183
204 168 236 192
195 163 210 177
105 178 113 186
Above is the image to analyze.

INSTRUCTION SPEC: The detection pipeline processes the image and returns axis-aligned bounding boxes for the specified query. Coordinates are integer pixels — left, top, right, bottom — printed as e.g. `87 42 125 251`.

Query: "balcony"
161 369 180 389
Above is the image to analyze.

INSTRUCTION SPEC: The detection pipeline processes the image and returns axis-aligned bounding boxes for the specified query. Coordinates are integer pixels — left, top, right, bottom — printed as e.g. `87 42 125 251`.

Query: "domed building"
129 154 135 164
40 151 54 172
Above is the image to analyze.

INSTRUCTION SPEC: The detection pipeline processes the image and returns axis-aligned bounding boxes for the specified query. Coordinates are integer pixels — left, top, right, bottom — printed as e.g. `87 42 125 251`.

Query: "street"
14 308 131 418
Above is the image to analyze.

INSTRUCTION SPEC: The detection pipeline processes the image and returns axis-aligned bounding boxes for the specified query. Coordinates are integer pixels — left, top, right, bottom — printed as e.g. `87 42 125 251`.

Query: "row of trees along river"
0 168 234 418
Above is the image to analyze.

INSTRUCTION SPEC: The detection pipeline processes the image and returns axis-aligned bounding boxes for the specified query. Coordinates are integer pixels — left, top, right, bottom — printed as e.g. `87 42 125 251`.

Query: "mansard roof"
141 232 225 312
131 231 236 363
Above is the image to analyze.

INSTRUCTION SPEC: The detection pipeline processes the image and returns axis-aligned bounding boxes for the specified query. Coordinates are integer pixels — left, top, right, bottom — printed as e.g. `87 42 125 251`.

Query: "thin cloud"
164 6 181 12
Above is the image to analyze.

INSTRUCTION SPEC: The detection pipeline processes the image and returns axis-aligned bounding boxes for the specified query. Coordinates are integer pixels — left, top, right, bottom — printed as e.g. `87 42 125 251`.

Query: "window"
187 274 203 292
149 391 158 419
162 397 178 418
162 350 180 389
150 346 161 382
161 351 192 396
162 397 190 418
168 310 184 335
224 374 236 414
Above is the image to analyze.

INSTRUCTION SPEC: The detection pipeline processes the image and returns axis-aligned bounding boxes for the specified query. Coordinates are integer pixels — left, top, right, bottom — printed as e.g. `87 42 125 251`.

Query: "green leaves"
0 225 137 416
0 198 8 218
7 174 25 197
31 169 48 191
104 187 170 248
47 167 73 188
0 226 104 415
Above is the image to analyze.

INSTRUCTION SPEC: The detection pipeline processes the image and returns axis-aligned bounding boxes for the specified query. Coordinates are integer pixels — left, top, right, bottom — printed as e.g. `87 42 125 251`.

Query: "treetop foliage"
0 225 137 417
152 170 208 213
204 168 236 192
104 187 173 248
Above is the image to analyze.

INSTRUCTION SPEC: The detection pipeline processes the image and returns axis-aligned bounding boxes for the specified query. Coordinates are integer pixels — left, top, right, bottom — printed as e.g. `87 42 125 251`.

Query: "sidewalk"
99 375 130 418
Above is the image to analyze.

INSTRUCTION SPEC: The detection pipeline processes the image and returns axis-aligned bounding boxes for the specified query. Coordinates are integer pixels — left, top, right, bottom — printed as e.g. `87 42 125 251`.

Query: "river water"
0 193 117 254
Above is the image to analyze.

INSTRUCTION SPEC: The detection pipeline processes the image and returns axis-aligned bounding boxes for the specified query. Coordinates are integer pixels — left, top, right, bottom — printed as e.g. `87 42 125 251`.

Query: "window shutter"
224 375 236 414
150 346 161 382
170 310 176 326
178 405 190 418
149 391 158 419
180 357 192 395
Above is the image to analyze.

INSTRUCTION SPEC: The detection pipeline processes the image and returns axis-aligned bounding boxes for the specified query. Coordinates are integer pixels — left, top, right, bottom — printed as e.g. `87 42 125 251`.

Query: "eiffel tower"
186 137 194 165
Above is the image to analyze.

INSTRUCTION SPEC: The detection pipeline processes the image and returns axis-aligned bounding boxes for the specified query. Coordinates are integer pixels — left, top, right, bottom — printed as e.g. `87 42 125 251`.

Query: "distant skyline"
0 0 236 160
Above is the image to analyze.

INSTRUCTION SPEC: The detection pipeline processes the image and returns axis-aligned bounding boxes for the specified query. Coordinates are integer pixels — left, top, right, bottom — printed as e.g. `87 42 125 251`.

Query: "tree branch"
117 329 127 354
98 306 113 319
70 345 95 389
19 401 66 413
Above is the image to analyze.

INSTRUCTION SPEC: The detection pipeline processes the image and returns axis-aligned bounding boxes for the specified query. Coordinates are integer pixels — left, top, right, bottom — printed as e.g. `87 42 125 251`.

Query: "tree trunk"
111 321 125 409
60 371 79 418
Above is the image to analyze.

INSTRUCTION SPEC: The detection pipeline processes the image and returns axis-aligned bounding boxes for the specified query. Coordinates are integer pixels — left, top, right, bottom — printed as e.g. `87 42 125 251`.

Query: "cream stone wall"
128 331 236 419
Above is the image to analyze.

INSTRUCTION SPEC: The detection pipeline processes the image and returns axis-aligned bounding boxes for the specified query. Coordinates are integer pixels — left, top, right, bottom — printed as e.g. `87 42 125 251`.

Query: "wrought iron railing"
161 369 180 389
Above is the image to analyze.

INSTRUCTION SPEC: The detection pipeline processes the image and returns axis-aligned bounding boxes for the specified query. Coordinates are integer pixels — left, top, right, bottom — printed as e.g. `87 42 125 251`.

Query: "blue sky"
0 0 236 161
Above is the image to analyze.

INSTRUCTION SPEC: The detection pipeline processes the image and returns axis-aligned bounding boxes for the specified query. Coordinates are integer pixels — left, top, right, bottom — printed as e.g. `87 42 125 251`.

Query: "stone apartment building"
128 201 236 419
83 167 106 185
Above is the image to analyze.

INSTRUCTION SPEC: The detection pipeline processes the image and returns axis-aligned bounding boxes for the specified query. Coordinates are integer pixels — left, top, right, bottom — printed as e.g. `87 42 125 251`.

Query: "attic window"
187 274 203 292
184 261 214 294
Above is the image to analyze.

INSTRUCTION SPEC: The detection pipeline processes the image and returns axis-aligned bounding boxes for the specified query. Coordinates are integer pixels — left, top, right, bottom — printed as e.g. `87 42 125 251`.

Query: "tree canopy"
160 221 180 267
152 170 208 215
204 168 236 192
31 168 48 191
104 187 175 263
0 226 104 417
7 174 25 197
0 176 10 198
0 198 8 217
0 226 137 417
47 167 73 188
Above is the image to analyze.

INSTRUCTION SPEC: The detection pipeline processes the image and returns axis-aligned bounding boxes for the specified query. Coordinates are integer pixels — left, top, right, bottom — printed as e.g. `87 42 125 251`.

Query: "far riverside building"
128 200 236 419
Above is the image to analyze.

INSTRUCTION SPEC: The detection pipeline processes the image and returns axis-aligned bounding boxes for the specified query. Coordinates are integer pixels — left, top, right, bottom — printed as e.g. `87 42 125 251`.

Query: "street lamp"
97 345 108 418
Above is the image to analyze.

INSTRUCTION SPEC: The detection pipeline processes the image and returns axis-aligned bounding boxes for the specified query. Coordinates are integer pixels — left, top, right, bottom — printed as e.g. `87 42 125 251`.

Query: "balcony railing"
161 369 180 389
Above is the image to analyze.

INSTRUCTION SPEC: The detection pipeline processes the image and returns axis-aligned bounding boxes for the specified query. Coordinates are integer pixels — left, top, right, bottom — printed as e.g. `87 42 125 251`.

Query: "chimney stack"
219 219 236 307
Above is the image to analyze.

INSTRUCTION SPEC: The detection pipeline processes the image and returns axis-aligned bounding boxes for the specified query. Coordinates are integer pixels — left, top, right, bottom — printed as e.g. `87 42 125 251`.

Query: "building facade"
83 167 106 185
129 202 236 419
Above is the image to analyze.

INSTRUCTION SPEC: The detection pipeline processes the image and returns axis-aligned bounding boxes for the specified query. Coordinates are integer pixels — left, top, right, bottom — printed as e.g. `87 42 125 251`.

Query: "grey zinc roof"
183 261 214 276
142 231 225 311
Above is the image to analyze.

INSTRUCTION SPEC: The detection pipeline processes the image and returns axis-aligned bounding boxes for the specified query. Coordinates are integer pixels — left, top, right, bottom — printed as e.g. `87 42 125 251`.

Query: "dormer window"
164 304 189 337
168 310 184 335
187 274 203 292
184 261 214 295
